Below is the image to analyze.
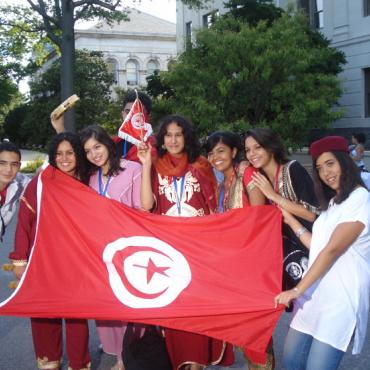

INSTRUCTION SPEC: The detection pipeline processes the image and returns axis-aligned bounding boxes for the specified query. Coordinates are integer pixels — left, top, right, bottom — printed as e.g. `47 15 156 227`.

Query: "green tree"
148 11 345 148
4 50 114 147
0 0 127 132
225 0 283 26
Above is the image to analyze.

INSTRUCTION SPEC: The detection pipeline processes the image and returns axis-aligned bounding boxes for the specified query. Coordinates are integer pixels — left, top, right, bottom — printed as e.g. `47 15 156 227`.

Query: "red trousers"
165 328 234 370
31 318 90 370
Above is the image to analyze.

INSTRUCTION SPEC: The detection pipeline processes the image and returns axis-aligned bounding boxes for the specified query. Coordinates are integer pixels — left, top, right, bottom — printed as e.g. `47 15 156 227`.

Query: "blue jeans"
283 328 345 370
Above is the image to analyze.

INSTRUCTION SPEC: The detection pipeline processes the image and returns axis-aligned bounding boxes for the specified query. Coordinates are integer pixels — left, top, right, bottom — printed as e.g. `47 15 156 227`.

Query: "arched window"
147 60 159 76
106 58 118 84
126 59 139 86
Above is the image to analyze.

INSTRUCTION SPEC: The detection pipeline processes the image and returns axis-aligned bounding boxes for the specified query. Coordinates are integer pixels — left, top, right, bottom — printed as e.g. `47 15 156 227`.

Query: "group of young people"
3 91 370 370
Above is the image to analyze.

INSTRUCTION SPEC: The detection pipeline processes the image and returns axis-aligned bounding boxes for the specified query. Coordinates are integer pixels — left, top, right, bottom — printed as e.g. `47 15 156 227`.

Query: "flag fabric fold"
0 166 284 363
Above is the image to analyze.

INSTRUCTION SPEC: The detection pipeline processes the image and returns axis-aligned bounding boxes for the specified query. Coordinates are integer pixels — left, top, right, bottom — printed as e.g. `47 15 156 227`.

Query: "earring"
161 144 166 150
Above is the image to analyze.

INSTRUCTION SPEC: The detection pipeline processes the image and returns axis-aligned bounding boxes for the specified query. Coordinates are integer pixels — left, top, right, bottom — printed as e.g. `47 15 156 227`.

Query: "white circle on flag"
102 236 191 308
131 113 145 129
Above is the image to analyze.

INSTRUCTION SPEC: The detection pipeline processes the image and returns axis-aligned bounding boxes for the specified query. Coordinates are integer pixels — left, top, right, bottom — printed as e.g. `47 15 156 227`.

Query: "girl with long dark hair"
244 128 319 291
79 124 142 370
138 115 233 370
10 133 91 370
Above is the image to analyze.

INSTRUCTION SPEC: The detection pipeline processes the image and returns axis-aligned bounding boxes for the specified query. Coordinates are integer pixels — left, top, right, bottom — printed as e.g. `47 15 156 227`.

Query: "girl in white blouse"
275 136 370 370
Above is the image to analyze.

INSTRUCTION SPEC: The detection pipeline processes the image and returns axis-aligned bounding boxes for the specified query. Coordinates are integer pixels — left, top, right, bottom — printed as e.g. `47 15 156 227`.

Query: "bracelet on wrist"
11 259 28 267
278 196 286 208
295 226 308 238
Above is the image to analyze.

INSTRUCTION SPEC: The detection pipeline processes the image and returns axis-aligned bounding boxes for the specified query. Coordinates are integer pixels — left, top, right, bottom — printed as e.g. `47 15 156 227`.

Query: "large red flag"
0 166 284 363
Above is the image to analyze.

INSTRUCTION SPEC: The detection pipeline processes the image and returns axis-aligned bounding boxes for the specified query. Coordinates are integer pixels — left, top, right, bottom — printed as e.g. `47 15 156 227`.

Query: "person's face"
55 140 77 177
351 135 358 145
245 136 273 169
0 151 21 188
208 142 236 175
83 137 109 170
163 122 185 157
121 102 148 121
316 152 341 193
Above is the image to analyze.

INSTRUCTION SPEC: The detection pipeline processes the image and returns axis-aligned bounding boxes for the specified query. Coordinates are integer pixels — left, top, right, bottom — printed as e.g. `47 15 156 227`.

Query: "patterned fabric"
222 165 257 211
278 160 319 290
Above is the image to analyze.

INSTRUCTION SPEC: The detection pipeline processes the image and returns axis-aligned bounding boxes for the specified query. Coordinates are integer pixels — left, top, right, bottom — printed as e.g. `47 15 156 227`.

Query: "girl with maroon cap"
275 136 370 370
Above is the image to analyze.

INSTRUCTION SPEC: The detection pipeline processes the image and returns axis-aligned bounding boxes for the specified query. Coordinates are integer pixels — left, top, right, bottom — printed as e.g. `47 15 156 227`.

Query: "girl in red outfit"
9 133 91 370
138 115 234 370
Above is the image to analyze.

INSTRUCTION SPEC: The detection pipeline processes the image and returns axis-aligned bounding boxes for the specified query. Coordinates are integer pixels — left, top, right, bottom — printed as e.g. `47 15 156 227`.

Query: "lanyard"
274 165 281 192
217 184 225 214
98 168 111 197
218 169 236 213
122 140 127 159
173 176 185 215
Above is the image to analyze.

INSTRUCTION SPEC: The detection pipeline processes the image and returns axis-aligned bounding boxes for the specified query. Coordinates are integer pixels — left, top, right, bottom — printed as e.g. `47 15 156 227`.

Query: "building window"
185 21 192 49
365 0 370 16
314 0 324 28
147 60 159 76
126 60 138 86
365 68 370 117
203 10 219 28
106 58 118 84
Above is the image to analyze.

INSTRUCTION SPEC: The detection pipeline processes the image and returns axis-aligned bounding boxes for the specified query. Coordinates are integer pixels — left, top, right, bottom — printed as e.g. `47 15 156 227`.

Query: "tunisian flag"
118 96 153 145
0 166 284 363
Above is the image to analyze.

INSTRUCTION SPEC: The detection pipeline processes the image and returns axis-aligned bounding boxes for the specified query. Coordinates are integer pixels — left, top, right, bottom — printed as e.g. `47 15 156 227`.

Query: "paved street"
1 212 370 369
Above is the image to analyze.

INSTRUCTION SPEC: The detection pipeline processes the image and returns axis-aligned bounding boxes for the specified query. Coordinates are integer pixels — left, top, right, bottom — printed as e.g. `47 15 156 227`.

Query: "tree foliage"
4 50 114 147
0 1 128 131
147 7 346 148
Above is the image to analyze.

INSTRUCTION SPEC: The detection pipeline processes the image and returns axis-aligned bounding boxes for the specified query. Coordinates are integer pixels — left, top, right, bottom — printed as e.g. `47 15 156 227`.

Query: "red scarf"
154 153 217 211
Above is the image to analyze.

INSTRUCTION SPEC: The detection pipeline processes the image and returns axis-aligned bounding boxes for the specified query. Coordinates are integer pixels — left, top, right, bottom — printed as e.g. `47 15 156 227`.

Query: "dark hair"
79 125 122 177
48 132 89 184
312 150 366 210
244 127 289 165
122 90 152 114
156 115 200 163
0 141 21 160
352 133 366 144
205 131 242 163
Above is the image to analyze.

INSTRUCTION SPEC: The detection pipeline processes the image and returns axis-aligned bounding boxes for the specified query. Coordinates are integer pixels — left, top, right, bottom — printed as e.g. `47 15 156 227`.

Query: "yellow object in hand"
50 94 80 120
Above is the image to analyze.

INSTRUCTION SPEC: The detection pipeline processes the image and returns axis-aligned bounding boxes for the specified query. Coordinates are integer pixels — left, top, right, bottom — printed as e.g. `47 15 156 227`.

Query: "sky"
0 0 177 23
123 0 176 23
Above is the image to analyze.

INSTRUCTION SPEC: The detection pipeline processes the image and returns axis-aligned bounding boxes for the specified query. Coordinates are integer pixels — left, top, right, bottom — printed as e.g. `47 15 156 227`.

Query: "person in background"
276 136 370 370
137 115 234 370
9 133 91 370
51 91 156 163
113 90 156 161
79 124 143 370
0 141 30 240
350 132 367 172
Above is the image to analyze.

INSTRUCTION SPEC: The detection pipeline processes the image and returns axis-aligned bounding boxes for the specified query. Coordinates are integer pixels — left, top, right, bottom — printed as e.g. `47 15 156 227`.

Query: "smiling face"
163 122 185 157
245 136 273 169
55 140 77 177
83 137 110 172
208 141 236 176
316 152 341 193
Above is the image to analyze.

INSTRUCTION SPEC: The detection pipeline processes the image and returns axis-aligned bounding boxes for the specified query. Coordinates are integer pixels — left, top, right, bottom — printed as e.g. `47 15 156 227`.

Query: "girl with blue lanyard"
206 131 265 212
80 125 142 370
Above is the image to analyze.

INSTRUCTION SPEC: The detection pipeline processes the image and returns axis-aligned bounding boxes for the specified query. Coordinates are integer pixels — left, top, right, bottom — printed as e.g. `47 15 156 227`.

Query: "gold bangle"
295 227 307 238
11 259 28 267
